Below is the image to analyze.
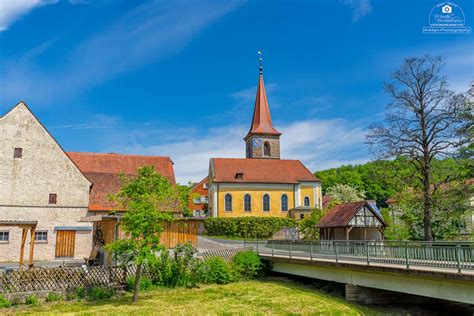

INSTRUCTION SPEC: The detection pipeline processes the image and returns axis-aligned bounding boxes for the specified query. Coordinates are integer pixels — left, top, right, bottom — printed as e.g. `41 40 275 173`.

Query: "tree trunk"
422 164 433 241
132 263 143 303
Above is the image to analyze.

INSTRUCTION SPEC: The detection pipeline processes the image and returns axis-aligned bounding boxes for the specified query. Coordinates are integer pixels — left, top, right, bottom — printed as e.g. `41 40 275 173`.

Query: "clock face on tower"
252 138 262 149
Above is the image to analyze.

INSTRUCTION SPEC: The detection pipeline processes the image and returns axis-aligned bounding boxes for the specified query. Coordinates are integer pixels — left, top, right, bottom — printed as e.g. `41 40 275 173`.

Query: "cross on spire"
258 50 263 74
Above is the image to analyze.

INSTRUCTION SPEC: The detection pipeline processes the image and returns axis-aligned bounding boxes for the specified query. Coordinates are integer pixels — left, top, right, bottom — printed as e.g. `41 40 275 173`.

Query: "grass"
5 279 373 315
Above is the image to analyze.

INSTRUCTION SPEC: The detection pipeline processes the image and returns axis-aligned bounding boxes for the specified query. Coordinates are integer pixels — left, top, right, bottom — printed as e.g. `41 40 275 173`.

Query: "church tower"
244 56 281 159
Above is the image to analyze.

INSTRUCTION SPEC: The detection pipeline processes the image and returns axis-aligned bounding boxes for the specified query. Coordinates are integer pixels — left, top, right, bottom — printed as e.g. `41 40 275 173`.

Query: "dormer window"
13 148 23 158
235 173 244 180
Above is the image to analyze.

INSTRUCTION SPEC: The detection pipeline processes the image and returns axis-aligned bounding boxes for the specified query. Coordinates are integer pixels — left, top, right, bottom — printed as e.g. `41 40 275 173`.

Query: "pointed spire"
244 52 281 140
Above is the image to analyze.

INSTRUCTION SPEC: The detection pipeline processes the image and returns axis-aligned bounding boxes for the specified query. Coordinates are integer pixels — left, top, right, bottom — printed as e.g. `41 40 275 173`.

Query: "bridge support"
345 284 395 304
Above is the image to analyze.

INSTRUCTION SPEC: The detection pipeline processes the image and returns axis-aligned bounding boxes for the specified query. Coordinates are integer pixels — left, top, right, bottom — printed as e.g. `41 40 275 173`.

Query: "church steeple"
245 52 281 159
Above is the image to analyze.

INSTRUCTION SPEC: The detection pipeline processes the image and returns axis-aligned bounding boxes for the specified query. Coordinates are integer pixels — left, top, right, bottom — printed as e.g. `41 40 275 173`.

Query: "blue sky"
0 0 473 183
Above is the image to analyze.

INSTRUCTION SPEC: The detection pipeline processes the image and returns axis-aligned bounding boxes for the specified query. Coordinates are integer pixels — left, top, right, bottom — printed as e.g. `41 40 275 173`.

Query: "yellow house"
208 64 321 219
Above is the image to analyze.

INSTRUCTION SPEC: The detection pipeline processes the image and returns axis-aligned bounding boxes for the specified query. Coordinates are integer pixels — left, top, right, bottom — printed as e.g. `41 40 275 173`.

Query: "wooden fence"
160 220 198 248
0 265 142 294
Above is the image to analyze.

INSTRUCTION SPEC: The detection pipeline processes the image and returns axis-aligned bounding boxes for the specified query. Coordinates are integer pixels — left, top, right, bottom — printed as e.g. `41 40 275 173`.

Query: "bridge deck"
245 240 474 277
260 253 474 278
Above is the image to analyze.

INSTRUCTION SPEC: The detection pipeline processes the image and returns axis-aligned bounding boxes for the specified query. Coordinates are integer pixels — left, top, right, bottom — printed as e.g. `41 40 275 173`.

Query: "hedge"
204 217 296 239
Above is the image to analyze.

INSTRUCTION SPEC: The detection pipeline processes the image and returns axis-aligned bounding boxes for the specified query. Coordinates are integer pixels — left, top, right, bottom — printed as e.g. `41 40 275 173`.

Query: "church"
208 64 322 218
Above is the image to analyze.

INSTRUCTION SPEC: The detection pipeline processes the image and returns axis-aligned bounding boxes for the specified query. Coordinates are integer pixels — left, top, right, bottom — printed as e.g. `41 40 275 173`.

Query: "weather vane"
258 50 263 74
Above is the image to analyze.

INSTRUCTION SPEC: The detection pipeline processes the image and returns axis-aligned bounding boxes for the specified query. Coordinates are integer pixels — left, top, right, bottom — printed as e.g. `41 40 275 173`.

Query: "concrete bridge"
244 240 474 305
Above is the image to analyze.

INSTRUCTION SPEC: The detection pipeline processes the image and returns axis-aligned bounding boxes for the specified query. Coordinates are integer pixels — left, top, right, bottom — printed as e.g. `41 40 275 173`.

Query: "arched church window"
263 141 271 157
225 194 232 212
263 194 270 212
281 194 288 212
244 194 252 212
304 196 310 207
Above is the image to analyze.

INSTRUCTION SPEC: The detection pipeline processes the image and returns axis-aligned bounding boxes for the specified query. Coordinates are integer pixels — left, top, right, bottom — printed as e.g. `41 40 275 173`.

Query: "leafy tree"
316 158 471 207
386 182 473 240
107 166 178 303
325 183 365 204
298 208 325 240
367 56 471 241
176 182 198 217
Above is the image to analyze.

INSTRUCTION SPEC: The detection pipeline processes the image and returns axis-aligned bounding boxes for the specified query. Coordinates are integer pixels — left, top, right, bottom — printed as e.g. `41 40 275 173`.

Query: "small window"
263 194 270 212
281 194 288 212
225 194 232 212
35 231 48 242
49 193 57 204
304 196 310 207
203 183 208 189
13 148 23 158
235 173 244 180
263 142 271 157
244 194 252 212
0 231 9 242
300 214 305 220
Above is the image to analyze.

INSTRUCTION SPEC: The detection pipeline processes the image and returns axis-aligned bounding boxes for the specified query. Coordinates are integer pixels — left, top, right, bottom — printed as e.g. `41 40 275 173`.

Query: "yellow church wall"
300 185 315 207
217 187 295 218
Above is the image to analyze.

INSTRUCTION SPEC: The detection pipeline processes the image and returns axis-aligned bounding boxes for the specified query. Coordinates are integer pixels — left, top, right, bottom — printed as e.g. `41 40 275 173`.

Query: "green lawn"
6 279 373 315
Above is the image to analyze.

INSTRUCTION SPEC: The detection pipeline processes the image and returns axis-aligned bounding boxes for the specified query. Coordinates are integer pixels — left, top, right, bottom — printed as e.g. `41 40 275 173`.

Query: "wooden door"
55 230 76 258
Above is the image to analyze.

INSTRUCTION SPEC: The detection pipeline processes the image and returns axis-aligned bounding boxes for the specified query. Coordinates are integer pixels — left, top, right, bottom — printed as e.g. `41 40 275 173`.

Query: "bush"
126 276 154 291
198 256 235 284
232 251 262 279
148 242 201 288
87 286 115 301
298 209 324 240
65 291 76 301
75 287 86 300
0 294 12 308
46 292 62 302
25 295 40 306
204 217 296 239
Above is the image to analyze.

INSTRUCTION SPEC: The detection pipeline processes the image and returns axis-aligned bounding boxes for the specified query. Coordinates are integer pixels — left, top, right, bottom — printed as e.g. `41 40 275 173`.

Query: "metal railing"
243 240 474 273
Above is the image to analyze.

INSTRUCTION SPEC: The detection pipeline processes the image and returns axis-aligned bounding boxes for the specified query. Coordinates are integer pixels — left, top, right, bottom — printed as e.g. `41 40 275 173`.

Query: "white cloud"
342 0 372 22
0 0 58 31
89 118 370 184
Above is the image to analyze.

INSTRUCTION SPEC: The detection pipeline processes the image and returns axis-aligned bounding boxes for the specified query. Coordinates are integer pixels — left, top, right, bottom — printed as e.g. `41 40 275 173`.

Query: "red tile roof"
317 201 386 228
67 152 176 211
211 158 319 184
244 73 281 140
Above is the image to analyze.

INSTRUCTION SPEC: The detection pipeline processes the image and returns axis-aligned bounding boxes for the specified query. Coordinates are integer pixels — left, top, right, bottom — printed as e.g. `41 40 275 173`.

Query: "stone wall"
0 103 92 262
0 207 93 262
246 135 280 159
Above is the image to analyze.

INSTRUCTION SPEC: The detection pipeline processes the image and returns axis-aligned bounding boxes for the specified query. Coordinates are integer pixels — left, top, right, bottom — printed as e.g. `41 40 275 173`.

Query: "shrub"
148 242 201 288
25 295 40 306
198 256 235 284
87 286 115 301
126 276 153 291
75 287 86 300
232 251 262 279
0 294 12 308
298 209 325 240
46 292 62 302
204 217 296 239
65 292 76 301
